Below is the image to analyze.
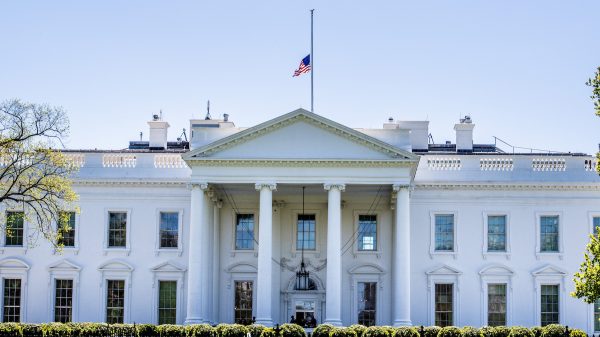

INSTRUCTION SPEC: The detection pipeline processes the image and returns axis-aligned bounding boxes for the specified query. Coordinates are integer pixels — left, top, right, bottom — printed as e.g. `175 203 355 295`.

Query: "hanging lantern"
295 261 310 291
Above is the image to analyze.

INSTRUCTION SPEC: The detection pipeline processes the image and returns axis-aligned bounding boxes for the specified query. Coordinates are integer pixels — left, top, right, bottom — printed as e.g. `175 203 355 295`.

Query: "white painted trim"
426 266 461 326
53 211 80 255
0 257 30 322
482 212 511 260
531 265 567 326
348 263 385 326
230 209 259 254
290 209 322 257
103 209 132 256
534 212 564 260
46 259 81 322
429 211 458 258
589 211 600 235
1 210 28 254
479 264 514 326
352 210 382 256
98 260 134 323
150 261 186 325
154 208 184 256
226 272 257 324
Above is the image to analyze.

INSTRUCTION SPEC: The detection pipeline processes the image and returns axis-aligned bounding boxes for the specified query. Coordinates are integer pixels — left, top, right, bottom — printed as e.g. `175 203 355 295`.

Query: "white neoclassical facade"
1 109 600 332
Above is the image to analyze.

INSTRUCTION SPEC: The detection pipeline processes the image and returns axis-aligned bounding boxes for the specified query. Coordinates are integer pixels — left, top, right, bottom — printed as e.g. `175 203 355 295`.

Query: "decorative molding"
279 257 327 273
188 182 208 191
255 183 277 191
323 183 346 192
74 180 188 187
414 183 600 191
186 158 415 168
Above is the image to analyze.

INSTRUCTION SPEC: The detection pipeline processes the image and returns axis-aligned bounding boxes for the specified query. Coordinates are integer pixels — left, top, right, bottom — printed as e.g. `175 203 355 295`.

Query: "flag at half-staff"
293 54 311 77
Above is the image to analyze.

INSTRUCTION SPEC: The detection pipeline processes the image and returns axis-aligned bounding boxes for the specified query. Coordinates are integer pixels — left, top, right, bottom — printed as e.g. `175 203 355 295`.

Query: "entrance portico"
182 109 418 326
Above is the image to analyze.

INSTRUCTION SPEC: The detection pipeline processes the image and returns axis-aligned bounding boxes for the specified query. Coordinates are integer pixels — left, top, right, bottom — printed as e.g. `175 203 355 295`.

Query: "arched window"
294 277 317 291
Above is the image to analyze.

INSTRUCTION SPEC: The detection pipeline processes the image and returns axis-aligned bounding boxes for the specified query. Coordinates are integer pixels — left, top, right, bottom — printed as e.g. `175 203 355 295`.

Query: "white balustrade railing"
531 158 566 172
154 154 187 168
480 158 514 171
427 157 461 170
65 153 86 168
102 154 137 168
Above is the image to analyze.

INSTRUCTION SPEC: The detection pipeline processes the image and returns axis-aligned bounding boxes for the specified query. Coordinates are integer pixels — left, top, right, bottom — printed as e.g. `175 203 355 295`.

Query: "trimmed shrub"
530 327 543 337
461 327 481 337
41 323 72 337
158 325 186 337
393 327 419 337
21 325 42 337
348 325 367 337
188 324 216 337
492 327 511 337
479 327 495 337
363 326 390 337
77 323 108 337
280 324 305 337
110 324 136 337
247 325 267 337
136 324 159 337
540 325 564 337
313 324 335 337
0 323 23 337
508 327 533 337
221 325 248 337
438 327 462 337
423 326 441 337
330 328 358 337
568 329 586 337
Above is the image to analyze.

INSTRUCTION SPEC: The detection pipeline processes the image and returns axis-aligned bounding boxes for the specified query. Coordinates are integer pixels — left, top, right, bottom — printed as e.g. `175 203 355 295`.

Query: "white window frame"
429 211 458 258
535 212 564 259
225 262 257 324
46 259 81 322
348 264 385 326
482 212 511 259
154 209 184 256
532 265 566 326
352 210 382 256
591 299 600 334
150 261 186 325
426 265 461 326
103 209 132 256
589 212 600 236
0 209 28 254
0 257 30 322
231 209 259 254
479 264 514 326
291 209 322 256
54 211 80 255
98 260 133 323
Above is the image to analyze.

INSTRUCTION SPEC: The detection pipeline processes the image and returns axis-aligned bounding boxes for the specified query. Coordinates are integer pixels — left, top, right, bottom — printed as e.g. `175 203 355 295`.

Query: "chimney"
454 115 474 152
396 121 429 151
148 114 170 149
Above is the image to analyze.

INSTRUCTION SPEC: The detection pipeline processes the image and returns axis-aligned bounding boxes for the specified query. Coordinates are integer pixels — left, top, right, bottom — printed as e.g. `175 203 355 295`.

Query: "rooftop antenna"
139 132 143 141
159 109 163 120
205 100 212 120
178 128 188 142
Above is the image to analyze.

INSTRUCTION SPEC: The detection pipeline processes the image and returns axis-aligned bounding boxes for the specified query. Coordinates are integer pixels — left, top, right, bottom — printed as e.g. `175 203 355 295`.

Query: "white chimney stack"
396 121 429 151
148 114 170 149
454 116 474 152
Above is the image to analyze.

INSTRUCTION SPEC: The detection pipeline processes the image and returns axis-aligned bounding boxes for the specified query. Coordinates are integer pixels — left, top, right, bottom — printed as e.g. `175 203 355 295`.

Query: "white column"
211 201 222 324
185 182 208 324
255 183 276 326
324 183 345 326
392 184 412 326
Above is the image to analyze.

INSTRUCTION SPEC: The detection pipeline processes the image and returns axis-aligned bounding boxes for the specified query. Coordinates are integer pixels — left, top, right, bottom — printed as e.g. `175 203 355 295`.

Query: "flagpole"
310 9 314 113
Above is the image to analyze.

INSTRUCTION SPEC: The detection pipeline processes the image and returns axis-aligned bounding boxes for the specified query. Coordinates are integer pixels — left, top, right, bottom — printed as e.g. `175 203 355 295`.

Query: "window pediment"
426 264 462 276
98 259 134 272
348 263 386 275
151 261 186 273
531 264 567 276
47 259 81 272
225 262 257 273
479 264 514 276
0 257 30 271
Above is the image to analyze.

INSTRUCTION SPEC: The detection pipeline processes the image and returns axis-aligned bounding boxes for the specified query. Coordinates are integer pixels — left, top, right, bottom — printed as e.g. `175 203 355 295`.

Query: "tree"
586 66 600 173
0 98 78 248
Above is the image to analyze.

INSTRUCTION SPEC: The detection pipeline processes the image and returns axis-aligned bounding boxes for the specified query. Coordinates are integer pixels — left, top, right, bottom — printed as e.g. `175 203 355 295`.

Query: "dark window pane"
2 279 21 322
435 283 453 327
235 214 254 250
108 212 127 248
487 284 506 326
540 216 559 252
487 216 506 252
540 285 559 326
54 279 73 323
358 215 377 251
159 212 179 248
5 212 24 247
297 214 316 250
57 212 76 247
435 215 454 251
234 281 253 324
158 281 177 324
106 280 125 323
357 282 377 326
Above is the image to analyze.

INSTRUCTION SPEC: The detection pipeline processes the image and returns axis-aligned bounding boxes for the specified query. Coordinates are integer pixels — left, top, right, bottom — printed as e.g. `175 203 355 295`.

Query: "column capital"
392 184 411 192
188 182 209 191
255 183 277 191
324 183 346 192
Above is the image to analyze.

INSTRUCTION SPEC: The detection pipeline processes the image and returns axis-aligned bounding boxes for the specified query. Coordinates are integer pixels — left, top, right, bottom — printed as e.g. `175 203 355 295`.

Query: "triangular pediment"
479 264 514 276
48 259 81 272
151 261 186 273
531 265 567 276
183 109 418 163
426 264 462 275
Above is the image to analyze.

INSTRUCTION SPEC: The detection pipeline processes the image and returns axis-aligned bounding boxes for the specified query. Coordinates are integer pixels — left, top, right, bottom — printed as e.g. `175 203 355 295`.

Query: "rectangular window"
108 212 127 248
358 215 377 251
2 279 21 323
357 282 377 326
487 284 507 326
54 279 73 323
540 216 559 252
159 212 179 249
158 281 177 324
435 283 453 327
5 211 24 247
297 214 316 250
540 284 559 326
57 212 76 247
594 217 600 235
594 299 600 332
235 214 254 250
435 215 454 251
234 281 253 324
487 216 507 252
106 280 125 324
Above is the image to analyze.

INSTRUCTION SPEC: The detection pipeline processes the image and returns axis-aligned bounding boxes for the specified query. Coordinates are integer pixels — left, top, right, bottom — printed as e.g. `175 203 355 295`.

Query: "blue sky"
1 1 599 154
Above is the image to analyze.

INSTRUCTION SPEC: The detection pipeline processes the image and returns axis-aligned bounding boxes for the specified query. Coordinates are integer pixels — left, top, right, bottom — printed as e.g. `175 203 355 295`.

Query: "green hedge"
363 326 390 337
348 325 367 337
393 327 419 337
312 324 335 337
508 327 534 337
330 328 358 337
188 324 215 337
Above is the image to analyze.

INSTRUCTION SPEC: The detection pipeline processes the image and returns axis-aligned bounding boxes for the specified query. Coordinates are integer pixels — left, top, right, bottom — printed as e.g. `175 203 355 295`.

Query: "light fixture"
295 186 311 291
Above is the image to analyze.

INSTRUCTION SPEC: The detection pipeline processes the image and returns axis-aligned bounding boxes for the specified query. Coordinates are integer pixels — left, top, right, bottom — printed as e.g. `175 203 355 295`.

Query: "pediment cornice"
415 182 600 191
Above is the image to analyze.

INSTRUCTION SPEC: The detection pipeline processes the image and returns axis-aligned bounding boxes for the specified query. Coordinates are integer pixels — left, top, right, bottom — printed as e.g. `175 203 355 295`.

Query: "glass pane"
106 280 125 323
540 216 559 252
108 212 127 248
158 281 177 324
487 284 506 326
435 215 454 251
234 281 253 324
236 214 254 250
54 279 73 323
593 217 600 235
435 283 453 327
594 299 600 332
5 212 24 247
3 279 21 322
297 214 316 250
358 215 377 251
58 212 76 247
540 285 559 326
159 212 179 248
357 282 376 326
487 216 506 252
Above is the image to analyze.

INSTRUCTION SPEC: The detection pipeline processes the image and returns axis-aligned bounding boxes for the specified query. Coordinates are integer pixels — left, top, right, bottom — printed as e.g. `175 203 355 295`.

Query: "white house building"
1 109 600 332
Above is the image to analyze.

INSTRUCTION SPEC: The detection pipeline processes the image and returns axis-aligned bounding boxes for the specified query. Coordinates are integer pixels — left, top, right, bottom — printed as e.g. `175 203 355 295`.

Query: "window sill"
0 246 27 254
429 251 457 259
103 248 131 256
482 251 511 260
535 252 563 260
352 250 381 259
155 248 183 257
53 247 80 255
291 250 320 259
229 250 258 258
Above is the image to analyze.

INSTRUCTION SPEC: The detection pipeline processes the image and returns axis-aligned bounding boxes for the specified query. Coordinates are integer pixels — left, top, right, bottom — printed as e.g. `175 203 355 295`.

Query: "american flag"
293 54 311 77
